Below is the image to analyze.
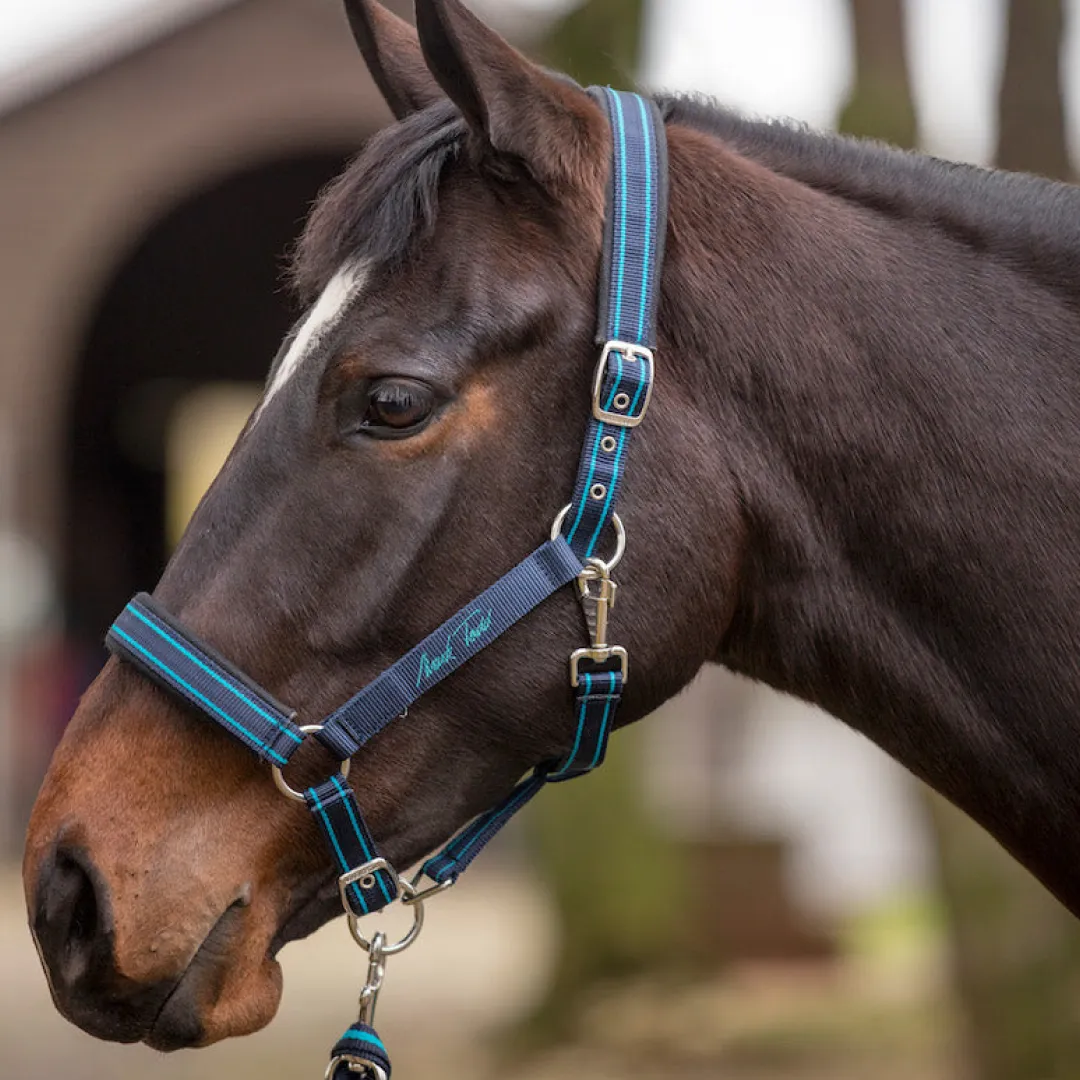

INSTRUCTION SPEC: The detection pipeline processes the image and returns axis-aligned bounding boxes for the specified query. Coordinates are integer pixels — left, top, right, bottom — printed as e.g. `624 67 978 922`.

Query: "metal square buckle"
592 340 655 428
569 645 629 688
338 857 401 914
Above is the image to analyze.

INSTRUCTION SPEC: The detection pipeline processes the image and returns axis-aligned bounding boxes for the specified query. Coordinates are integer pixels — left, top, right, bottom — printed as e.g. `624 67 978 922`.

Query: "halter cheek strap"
566 88 667 560
105 87 667 1080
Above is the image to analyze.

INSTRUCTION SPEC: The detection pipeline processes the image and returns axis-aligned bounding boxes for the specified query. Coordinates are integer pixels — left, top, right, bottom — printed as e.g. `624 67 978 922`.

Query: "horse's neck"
664 121 1080 913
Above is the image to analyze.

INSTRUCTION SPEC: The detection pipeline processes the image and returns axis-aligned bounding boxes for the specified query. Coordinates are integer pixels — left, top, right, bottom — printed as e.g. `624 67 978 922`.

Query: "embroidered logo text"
416 608 494 687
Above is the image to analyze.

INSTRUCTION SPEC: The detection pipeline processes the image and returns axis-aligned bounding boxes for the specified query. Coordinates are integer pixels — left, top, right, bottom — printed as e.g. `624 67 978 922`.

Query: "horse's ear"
413 0 600 185
344 0 444 120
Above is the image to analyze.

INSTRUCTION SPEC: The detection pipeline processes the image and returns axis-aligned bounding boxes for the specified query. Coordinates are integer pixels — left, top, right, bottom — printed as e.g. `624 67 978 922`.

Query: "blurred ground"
0 861 965 1080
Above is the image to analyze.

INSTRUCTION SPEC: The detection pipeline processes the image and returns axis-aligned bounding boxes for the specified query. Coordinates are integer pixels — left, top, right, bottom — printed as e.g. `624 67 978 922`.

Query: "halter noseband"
106 87 667 1080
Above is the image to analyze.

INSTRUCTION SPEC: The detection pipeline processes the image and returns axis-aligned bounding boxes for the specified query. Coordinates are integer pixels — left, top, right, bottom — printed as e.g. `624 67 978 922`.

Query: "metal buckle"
338 858 402 914
271 724 350 804
570 645 629 688
592 340 654 428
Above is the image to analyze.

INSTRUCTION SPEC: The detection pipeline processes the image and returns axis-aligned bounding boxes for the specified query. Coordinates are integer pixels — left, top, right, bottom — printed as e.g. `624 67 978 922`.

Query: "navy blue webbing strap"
105 84 663 904
305 774 398 915
329 1023 391 1080
419 89 667 882
107 594 303 767
549 667 621 780
561 88 667 561
103 85 668 1080
422 772 548 884
316 538 582 760
419 665 621 883
563 351 652 560
592 88 668 350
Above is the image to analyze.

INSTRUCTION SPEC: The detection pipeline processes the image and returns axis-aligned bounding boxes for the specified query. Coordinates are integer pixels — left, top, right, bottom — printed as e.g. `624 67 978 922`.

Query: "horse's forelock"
290 101 466 301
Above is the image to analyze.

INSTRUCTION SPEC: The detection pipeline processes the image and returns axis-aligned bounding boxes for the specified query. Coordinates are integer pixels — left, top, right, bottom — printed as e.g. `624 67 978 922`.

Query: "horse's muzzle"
29 842 196 1046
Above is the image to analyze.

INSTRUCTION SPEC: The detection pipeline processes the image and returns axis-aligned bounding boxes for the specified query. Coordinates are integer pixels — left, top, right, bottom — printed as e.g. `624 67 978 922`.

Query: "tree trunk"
997 0 1071 179
926 8 1080 1080
538 0 644 91
842 2 1080 1076
513 0 684 1047
838 0 917 148
929 795 1080 1080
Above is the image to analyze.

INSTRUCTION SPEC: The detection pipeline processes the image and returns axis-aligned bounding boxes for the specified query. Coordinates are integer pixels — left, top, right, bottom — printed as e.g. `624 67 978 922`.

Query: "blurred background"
1 1 1080 1078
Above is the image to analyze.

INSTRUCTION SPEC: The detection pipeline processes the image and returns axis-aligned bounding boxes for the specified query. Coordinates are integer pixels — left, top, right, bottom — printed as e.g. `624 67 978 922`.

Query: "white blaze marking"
253 260 369 423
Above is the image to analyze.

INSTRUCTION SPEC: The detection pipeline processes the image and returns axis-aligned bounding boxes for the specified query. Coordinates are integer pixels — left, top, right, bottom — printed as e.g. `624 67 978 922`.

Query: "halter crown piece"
106 87 668 1080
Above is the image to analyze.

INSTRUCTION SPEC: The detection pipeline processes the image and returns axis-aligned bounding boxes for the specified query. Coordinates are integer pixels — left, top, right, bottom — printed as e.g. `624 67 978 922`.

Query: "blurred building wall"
0 0 406 559
0 0 417 847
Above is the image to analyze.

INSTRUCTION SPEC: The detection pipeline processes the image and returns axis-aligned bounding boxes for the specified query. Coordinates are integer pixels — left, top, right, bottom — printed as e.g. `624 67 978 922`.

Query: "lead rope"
326 932 391 1080
104 87 666 1080
326 930 394 1080
323 864 426 1080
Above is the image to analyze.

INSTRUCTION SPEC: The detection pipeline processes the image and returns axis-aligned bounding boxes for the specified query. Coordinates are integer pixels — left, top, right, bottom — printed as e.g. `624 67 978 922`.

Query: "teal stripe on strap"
307 785 369 915
550 673 592 780
343 1029 387 1052
611 89 631 333
109 626 289 766
128 605 301 744
635 93 654 341
328 774 393 907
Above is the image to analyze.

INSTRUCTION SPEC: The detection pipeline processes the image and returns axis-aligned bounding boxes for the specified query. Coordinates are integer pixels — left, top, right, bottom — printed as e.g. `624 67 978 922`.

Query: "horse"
23 0 1080 1058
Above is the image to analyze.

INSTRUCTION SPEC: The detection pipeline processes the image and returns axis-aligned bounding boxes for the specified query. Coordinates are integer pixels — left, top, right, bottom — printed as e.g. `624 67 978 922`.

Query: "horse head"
23 0 738 1049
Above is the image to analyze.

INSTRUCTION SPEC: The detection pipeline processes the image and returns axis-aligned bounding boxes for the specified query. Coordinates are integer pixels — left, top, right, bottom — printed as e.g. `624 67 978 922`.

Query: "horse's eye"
359 378 438 437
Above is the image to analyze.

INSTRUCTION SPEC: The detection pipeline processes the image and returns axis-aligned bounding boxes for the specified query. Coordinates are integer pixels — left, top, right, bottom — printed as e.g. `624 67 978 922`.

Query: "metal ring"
589 483 607 501
271 724 350 804
600 436 617 452
613 392 631 411
550 504 626 573
347 879 425 956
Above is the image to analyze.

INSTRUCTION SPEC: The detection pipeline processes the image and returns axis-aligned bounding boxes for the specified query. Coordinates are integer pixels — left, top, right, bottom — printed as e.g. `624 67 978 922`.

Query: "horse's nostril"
64 857 99 948
30 843 183 1043
34 846 109 987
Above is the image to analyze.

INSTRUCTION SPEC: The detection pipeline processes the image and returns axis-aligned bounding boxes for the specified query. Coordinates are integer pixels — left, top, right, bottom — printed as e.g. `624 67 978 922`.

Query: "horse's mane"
665 94 1080 296
291 91 1080 303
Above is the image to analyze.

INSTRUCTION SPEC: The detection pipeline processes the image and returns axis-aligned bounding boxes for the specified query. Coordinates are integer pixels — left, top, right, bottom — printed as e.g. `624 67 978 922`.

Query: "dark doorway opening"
63 147 355 658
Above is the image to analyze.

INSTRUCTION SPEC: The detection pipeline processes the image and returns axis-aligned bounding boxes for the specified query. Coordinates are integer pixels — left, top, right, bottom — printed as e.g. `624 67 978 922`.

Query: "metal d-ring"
550 504 626 573
271 724 350 804
346 874 425 957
